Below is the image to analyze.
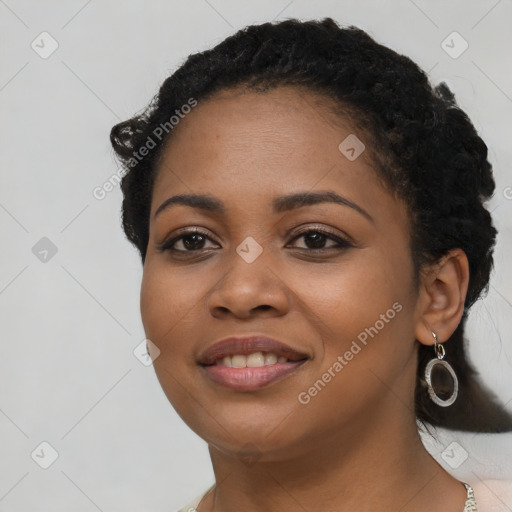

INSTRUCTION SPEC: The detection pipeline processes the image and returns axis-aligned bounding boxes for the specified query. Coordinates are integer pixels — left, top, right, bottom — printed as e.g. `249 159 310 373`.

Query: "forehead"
152 86 376 195
148 86 410 251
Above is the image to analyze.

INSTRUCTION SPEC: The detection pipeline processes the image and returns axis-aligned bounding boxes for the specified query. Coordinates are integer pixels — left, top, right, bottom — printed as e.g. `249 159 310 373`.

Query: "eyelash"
157 226 353 256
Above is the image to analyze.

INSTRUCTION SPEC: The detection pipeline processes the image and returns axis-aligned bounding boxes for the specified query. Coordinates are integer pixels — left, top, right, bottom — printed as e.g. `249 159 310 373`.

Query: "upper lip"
197 335 309 366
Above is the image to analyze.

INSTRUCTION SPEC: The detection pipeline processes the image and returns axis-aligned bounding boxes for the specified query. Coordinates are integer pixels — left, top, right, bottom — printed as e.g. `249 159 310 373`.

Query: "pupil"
184 234 204 250
305 232 326 248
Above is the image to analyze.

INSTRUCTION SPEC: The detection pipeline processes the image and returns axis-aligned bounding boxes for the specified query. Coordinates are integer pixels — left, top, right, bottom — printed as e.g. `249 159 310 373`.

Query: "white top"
176 482 478 511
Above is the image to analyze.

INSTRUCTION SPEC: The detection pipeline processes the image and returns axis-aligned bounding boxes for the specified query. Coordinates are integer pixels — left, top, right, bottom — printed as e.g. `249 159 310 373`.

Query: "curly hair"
110 17 512 433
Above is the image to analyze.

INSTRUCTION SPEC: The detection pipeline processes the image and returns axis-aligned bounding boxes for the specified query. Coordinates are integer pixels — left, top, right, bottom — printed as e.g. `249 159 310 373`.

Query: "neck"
200 402 466 512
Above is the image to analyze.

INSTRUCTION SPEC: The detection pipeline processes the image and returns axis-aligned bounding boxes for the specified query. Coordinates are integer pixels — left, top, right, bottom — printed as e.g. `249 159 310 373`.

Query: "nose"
206 248 290 320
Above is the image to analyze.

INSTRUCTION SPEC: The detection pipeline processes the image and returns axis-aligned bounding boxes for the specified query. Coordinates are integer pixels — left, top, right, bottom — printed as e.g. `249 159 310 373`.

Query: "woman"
111 18 512 512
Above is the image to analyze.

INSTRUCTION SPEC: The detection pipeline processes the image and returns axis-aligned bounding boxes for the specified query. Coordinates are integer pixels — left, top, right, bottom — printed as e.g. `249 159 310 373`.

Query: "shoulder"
470 480 512 512
175 485 214 512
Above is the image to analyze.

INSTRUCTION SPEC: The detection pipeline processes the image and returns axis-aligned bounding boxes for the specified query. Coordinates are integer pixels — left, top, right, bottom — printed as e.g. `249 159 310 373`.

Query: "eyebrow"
273 191 373 222
154 194 225 219
153 190 373 223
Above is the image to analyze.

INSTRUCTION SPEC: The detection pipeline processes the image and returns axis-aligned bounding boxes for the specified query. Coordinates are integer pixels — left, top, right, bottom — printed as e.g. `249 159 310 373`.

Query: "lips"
197 336 310 391
197 335 309 366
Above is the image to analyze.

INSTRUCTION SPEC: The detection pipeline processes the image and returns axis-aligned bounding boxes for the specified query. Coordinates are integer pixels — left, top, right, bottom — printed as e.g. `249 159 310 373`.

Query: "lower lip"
201 361 307 391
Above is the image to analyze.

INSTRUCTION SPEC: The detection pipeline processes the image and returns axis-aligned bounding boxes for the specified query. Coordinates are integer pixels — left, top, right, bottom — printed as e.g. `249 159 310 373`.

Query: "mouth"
198 335 309 391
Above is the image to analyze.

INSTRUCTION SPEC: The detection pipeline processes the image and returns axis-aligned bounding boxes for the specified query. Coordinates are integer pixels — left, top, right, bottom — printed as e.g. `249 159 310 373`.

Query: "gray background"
1 0 511 510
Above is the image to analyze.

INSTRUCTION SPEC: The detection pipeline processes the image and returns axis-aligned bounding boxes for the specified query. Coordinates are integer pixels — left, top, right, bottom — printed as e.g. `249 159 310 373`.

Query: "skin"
140 86 470 512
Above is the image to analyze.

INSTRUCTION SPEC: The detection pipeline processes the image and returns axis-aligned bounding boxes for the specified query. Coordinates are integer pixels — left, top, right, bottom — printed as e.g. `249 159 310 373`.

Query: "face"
140 86 421 461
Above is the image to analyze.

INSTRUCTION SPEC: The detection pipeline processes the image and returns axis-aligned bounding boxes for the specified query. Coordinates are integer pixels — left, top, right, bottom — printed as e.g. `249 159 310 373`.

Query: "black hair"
110 17 512 432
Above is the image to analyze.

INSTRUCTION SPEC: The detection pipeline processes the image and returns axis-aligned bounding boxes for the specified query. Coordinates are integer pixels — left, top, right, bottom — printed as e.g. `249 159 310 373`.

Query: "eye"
287 227 353 252
157 226 353 256
157 228 220 253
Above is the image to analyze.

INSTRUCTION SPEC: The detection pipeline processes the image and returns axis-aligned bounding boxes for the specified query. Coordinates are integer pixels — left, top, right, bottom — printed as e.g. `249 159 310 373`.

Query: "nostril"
256 305 272 311
212 306 233 316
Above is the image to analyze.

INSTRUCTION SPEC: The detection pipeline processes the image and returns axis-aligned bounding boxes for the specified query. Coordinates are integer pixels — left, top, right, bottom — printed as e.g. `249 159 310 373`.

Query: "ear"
414 249 470 345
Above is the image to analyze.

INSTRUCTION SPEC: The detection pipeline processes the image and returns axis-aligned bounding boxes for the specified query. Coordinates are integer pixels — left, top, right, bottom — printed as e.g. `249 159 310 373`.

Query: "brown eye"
181 233 207 250
288 229 352 251
302 231 328 249
158 229 220 253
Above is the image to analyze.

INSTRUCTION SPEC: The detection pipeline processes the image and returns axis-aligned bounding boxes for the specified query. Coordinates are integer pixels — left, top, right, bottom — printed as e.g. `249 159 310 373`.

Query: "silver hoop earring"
424 332 458 407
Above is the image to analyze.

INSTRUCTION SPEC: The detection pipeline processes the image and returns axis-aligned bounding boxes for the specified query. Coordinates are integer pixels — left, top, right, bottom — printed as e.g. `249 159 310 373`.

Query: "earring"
424 332 458 407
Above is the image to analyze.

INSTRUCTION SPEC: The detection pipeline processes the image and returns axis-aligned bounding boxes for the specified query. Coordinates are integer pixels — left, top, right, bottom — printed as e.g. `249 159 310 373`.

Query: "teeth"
214 352 291 367
247 352 265 367
264 353 278 365
231 355 247 368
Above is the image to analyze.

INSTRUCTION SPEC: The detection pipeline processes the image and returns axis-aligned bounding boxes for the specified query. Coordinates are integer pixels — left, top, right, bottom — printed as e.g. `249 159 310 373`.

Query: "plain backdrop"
1 1 511 511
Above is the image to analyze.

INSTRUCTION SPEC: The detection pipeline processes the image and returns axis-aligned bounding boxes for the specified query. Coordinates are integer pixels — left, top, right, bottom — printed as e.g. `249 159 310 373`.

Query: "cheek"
302 248 411 323
140 263 201 348
298 244 417 372
285 259 417 434
139 263 206 416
